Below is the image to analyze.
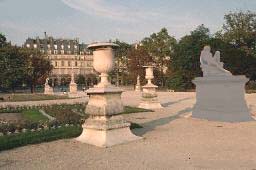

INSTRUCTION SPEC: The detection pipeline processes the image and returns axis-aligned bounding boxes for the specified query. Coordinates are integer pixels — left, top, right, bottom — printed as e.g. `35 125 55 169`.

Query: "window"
61 61 65 66
55 61 58 67
75 61 78 67
68 61 71 67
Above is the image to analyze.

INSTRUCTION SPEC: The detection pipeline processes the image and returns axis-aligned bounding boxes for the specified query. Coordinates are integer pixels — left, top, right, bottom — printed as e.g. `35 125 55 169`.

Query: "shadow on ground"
132 107 192 136
161 97 193 108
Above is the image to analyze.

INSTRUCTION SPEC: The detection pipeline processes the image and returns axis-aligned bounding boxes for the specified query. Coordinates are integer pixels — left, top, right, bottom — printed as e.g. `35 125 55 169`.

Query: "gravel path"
1 92 256 170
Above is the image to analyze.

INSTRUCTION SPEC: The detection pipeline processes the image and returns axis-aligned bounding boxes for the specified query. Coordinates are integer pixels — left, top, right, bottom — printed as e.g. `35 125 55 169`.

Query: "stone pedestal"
135 84 141 92
44 85 53 95
76 87 141 147
192 76 253 122
69 82 77 93
138 83 162 109
76 42 141 147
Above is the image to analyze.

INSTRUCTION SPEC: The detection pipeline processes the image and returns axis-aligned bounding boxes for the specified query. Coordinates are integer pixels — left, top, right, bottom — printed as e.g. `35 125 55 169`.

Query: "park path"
0 96 89 108
1 92 256 170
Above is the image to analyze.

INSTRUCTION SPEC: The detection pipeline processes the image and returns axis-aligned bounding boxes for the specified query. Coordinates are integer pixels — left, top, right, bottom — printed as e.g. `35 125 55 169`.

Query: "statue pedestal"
44 85 53 95
69 83 77 93
76 86 141 147
135 84 141 92
192 76 253 122
138 84 162 109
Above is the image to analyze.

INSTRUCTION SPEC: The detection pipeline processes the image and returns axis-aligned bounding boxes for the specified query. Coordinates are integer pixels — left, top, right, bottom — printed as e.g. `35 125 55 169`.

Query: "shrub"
0 126 82 151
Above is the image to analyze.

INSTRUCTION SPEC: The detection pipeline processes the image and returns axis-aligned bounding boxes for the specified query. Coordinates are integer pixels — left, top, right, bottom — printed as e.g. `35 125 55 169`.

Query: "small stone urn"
138 66 162 109
76 42 141 147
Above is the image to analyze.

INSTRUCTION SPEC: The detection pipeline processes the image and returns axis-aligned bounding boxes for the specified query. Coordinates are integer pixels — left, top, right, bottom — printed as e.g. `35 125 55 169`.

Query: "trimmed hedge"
0 126 82 151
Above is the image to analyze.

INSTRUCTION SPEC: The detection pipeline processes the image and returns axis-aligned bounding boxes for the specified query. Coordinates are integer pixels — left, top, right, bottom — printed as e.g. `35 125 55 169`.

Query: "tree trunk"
30 83 35 93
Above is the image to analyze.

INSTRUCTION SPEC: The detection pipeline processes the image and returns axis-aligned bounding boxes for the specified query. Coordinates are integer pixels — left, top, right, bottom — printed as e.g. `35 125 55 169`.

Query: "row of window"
27 43 78 50
53 61 92 67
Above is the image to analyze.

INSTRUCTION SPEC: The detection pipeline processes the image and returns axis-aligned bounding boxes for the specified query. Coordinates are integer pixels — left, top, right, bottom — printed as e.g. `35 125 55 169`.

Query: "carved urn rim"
87 42 119 50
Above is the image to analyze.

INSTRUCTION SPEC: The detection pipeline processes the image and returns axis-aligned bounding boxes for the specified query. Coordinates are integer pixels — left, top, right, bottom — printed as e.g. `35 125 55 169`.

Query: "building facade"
24 33 97 86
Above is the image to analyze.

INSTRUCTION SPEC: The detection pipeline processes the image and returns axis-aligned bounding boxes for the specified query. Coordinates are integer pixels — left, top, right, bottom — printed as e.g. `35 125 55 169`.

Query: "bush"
0 126 82 151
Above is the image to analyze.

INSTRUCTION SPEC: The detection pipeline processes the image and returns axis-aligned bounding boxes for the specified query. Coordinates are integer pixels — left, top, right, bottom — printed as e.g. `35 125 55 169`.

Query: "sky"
0 0 256 45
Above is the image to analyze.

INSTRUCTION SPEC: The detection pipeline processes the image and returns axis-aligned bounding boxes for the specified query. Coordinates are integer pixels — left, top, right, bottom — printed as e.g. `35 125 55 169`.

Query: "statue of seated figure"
200 46 232 77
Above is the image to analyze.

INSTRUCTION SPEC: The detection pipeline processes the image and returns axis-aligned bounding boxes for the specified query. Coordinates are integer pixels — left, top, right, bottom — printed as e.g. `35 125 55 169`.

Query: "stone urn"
76 42 141 147
138 65 162 109
90 43 118 88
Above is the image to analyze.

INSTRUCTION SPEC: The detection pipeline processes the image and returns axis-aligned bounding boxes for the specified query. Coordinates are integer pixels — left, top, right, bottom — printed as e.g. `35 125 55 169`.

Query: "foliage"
141 28 177 87
0 46 28 92
127 45 153 85
222 11 256 56
110 39 132 85
20 48 53 93
76 74 86 85
0 126 82 151
44 104 87 124
169 25 210 90
0 33 7 48
21 109 48 122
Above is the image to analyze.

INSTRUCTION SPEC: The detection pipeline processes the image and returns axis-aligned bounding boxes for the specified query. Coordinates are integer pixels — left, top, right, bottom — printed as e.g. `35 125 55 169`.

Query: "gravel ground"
1 92 256 170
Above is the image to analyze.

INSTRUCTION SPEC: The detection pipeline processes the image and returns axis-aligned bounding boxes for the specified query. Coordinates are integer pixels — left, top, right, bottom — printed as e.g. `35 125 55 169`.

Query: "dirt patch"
0 113 24 123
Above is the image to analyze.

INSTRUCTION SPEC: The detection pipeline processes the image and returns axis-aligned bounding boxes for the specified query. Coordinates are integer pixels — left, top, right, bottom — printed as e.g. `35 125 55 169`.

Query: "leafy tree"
222 11 256 56
141 28 176 87
76 74 85 85
20 48 53 93
127 45 153 86
0 46 27 92
0 33 7 48
170 25 210 90
111 39 131 86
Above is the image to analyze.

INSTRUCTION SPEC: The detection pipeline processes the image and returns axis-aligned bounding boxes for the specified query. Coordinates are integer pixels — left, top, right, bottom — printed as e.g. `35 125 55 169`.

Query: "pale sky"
0 0 256 45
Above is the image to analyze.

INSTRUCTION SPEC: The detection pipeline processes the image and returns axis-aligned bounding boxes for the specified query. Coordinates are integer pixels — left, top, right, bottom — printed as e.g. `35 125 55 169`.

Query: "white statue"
200 46 232 77
45 78 49 85
136 75 140 85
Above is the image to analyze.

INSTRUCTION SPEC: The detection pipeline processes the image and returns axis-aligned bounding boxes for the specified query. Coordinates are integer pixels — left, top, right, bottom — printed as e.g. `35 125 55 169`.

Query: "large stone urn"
138 66 162 109
76 42 141 147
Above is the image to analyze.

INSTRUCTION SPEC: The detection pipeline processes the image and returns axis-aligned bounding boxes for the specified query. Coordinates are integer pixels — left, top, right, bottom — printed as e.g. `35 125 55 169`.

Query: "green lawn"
22 109 48 122
0 94 70 102
121 106 153 115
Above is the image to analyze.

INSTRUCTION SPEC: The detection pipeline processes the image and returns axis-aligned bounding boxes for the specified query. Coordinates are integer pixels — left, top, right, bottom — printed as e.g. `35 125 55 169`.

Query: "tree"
111 39 131 86
170 25 210 90
141 28 176 87
127 45 153 86
0 46 27 92
20 48 53 93
222 11 256 56
76 74 86 85
0 33 7 48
